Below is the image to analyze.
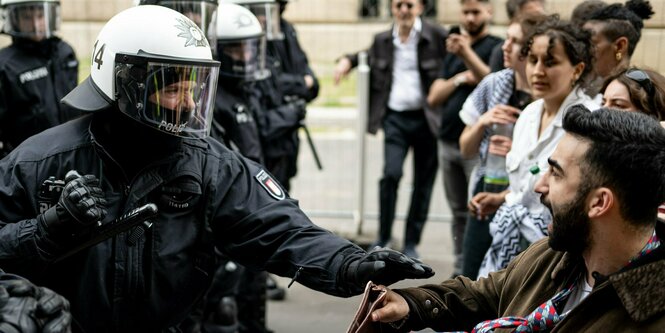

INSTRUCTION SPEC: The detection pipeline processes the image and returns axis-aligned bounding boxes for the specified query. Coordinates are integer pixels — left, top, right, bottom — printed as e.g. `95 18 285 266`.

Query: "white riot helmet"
61 5 220 139
0 0 60 41
216 3 268 81
219 0 283 40
137 0 219 47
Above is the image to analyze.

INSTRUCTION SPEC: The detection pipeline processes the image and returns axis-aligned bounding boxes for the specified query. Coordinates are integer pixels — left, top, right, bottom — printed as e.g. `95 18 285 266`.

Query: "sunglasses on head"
625 68 658 115
625 68 655 97
395 2 414 9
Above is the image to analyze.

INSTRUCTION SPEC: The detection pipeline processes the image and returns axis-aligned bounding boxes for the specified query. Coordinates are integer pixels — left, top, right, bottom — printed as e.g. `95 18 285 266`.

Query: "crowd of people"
334 0 665 331
0 0 664 332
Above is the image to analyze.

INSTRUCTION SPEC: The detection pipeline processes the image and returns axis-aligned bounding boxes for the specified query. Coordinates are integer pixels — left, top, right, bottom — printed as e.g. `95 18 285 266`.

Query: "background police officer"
0 0 80 156
226 0 313 192
200 5 275 333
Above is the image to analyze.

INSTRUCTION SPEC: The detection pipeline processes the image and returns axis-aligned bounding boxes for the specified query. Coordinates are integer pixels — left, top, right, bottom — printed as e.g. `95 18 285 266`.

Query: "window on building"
360 0 437 19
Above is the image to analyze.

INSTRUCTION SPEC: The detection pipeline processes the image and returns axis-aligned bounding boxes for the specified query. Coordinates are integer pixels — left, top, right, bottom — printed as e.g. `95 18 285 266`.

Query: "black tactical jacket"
0 112 365 332
0 37 81 152
211 79 264 164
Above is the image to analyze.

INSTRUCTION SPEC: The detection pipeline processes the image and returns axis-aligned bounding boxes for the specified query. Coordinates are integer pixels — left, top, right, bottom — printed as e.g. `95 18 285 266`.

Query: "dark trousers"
461 177 501 279
438 140 477 273
378 110 438 247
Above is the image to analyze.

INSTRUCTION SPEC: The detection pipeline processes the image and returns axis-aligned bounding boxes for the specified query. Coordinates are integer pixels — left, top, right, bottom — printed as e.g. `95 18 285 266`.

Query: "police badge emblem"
255 170 285 200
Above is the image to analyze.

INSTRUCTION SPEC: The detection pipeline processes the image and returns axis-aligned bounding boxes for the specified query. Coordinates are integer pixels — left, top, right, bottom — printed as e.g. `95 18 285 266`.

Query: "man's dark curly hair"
520 15 594 89
588 0 654 55
563 105 665 226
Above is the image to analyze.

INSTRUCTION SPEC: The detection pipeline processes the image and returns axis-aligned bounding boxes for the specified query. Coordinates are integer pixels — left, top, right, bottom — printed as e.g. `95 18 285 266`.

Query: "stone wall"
2 0 665 73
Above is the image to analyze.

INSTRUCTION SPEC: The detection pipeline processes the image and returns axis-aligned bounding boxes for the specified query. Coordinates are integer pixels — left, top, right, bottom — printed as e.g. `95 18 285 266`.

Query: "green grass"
77 58 358 108
311 70 358 108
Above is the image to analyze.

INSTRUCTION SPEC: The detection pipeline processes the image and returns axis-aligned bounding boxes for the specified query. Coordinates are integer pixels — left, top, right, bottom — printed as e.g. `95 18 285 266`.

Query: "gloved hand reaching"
39 171 108 231
343 248 435 294
0 271 72 333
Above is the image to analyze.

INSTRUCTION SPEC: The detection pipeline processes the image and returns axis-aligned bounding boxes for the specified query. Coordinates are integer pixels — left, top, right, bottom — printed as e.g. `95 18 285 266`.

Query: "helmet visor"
157 1 218 46
245 3 283 40
115 54 220 139
217 36 267 80
3 2 60 41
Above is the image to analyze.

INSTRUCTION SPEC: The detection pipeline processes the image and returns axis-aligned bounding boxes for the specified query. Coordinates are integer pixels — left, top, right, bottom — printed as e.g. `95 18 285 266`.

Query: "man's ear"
588 187 614 218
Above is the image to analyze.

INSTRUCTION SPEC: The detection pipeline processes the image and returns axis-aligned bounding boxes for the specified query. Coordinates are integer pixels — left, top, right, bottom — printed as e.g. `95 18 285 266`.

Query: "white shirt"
387 17 424 112
562 277 593 313
505 87 599 214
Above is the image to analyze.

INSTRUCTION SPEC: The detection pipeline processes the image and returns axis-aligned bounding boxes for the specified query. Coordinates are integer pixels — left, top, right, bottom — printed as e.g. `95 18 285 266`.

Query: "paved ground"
265 107 457 333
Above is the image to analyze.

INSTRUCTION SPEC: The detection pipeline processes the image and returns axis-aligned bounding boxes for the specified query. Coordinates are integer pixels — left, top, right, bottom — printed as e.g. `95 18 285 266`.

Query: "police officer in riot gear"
0 0 80 156
220 0 308 192
223 0 311 302
199 5 273 333
211 4 268 163
268 0 321 189
0 6 434 333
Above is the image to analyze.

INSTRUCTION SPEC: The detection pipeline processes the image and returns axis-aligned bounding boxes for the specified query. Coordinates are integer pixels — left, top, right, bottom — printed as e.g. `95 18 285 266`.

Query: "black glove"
343 249 435 293
0 272 72 333
36 287 71 333
40 172 107 230
289 98 307 121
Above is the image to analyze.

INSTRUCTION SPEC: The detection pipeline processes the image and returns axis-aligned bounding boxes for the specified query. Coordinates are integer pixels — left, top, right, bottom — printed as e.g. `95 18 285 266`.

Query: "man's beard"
542 189 591 255
466 21 486 37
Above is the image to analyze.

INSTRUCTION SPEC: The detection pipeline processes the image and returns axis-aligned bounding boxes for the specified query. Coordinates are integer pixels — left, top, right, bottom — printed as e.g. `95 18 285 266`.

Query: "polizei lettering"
19 67 49 84
159 120 187 134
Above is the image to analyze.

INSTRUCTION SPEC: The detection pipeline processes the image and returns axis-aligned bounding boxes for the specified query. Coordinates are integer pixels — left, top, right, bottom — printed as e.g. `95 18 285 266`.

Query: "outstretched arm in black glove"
0 270 72 333
340 248 435 295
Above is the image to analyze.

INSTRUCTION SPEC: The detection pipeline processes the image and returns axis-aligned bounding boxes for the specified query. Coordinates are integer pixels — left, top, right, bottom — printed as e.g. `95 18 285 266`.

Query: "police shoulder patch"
255 169 285 200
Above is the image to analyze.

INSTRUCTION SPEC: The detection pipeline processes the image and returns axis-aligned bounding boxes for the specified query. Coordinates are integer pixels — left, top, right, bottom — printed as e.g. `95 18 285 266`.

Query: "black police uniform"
0 37 80 154
270 19 319 103
211 79 264 164
254 61 305 191
259 18 318 191
0 110 369 333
